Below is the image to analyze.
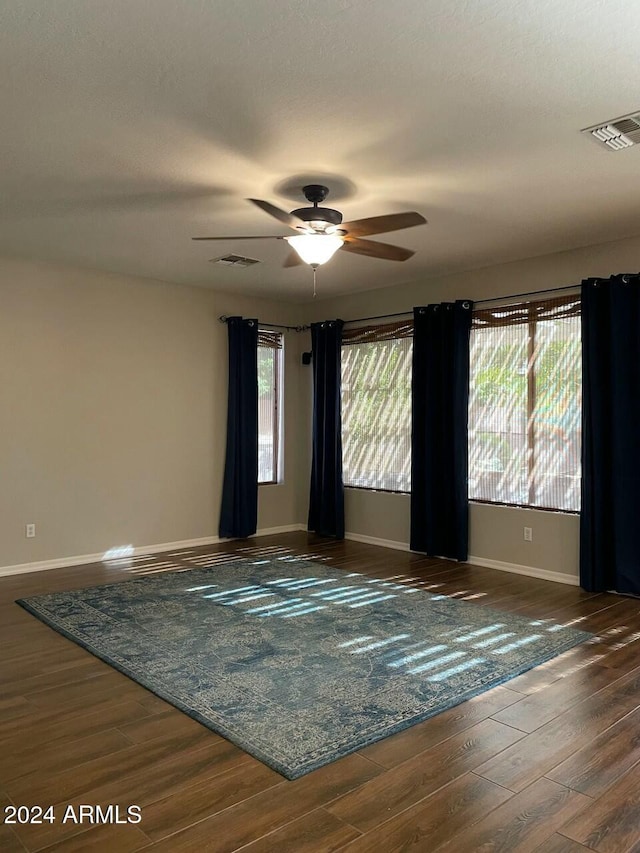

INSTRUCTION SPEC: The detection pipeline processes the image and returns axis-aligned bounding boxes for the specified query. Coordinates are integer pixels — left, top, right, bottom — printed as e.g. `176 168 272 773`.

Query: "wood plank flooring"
1 532 640 852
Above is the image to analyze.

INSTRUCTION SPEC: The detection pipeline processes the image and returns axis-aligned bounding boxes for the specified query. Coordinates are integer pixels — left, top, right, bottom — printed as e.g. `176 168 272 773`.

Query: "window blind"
468 295 581 512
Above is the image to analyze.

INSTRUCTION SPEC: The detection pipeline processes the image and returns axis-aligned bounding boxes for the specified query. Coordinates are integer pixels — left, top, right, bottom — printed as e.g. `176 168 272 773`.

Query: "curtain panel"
219 316 259 539
580 274 640 594
411 301 473 560
308 319 345 538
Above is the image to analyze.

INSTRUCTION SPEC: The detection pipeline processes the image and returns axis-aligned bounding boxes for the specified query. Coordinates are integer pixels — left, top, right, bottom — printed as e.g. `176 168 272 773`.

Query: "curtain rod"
219 282 583 331
339 284 581 326
218 315 309 332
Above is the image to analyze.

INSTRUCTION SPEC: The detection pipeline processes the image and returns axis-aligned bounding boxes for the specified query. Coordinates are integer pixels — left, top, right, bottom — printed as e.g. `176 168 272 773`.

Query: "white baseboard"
344 531 410 552
1 556 105 578
254 524 306 537
0 524 307 578
467 555 579 586
344 535 580 587
1 527 580 588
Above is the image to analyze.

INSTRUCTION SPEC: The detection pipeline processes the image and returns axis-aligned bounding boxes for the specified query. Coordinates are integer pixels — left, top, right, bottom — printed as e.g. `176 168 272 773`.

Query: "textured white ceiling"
1 0 640 300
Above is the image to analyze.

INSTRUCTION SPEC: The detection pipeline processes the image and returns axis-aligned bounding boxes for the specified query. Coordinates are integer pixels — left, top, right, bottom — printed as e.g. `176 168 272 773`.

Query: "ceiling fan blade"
192 235 286 241
339 212 427 238
283 250 303 268
247 198 304 230
340 237 415 262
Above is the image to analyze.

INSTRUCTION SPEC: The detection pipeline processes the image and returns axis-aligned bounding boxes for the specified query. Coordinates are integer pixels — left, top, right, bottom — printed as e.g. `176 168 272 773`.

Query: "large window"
468 296 581 512
341 321 413 493
258 330 283 484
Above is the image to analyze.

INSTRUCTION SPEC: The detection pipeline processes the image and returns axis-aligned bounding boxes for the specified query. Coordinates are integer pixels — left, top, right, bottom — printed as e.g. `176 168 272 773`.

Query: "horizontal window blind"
258 331 282 484
342 322 412 493
342 319 414 345
257 330 283 349
468 295 581 512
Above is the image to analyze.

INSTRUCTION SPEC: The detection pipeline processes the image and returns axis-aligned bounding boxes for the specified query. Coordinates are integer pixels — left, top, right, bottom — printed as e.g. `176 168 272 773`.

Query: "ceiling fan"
192 184 427 269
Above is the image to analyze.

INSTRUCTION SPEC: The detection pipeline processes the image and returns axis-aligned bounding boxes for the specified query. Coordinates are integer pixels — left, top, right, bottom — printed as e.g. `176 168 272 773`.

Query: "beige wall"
303 231 640 581
0 256 305 569
341 489 579 580
4 228 639 576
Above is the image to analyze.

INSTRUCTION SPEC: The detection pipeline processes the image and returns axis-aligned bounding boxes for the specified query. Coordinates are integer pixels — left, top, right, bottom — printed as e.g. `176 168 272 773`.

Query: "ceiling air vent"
583 112 640 150
209 254 260 267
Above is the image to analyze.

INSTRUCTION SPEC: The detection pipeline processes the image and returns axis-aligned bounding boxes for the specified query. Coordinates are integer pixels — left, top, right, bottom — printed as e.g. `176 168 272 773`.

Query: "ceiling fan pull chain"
313 265 317 298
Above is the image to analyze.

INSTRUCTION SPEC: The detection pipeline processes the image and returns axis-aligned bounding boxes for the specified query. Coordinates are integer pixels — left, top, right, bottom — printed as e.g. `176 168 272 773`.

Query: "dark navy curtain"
410 301 473 560
308 319 345 538
580 274 640 594
219 316 259 538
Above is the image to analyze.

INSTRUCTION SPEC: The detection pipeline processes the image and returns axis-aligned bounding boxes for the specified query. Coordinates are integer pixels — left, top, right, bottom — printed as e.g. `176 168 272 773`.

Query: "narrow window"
341 320 413 493
258 330 283 484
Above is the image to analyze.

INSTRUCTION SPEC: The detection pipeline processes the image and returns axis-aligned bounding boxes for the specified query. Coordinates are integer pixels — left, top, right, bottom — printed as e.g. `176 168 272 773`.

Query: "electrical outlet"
523 526 532 542
25 523 36 538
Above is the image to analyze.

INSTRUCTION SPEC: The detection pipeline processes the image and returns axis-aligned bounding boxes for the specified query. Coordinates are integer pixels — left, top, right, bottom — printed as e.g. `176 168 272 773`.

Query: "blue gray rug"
17 557 592 778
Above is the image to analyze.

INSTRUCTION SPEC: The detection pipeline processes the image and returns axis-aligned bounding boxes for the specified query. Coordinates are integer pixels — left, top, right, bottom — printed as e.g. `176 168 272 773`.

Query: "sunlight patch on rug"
17 557 592 779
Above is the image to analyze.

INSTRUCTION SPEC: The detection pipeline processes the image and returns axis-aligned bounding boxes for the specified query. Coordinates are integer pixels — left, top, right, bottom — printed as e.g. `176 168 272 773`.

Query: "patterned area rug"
17 556 592 779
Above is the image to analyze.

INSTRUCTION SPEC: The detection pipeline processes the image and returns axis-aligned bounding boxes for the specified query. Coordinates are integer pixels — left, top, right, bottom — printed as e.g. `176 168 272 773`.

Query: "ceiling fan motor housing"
290 206 343 229
290 184 343 230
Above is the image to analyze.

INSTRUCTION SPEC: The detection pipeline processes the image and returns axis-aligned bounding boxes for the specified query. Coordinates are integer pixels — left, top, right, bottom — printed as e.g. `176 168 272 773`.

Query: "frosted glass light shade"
286 233 344 266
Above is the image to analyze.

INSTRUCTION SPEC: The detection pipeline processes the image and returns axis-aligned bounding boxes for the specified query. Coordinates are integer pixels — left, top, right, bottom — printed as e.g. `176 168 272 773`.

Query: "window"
341 321 413 493
468 296 581 512
258 330 283 484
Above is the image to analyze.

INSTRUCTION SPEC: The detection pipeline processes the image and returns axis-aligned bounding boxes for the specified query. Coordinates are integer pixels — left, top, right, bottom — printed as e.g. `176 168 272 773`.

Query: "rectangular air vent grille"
210 254 260 267
583 112 640 150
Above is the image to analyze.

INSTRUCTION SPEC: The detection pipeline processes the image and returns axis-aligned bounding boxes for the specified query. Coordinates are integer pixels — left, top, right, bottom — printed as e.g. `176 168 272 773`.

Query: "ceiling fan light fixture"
286 233 344 266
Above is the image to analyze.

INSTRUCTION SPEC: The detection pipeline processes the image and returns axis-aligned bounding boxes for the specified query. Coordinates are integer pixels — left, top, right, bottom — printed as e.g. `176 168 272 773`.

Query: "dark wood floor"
1 532 640 852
